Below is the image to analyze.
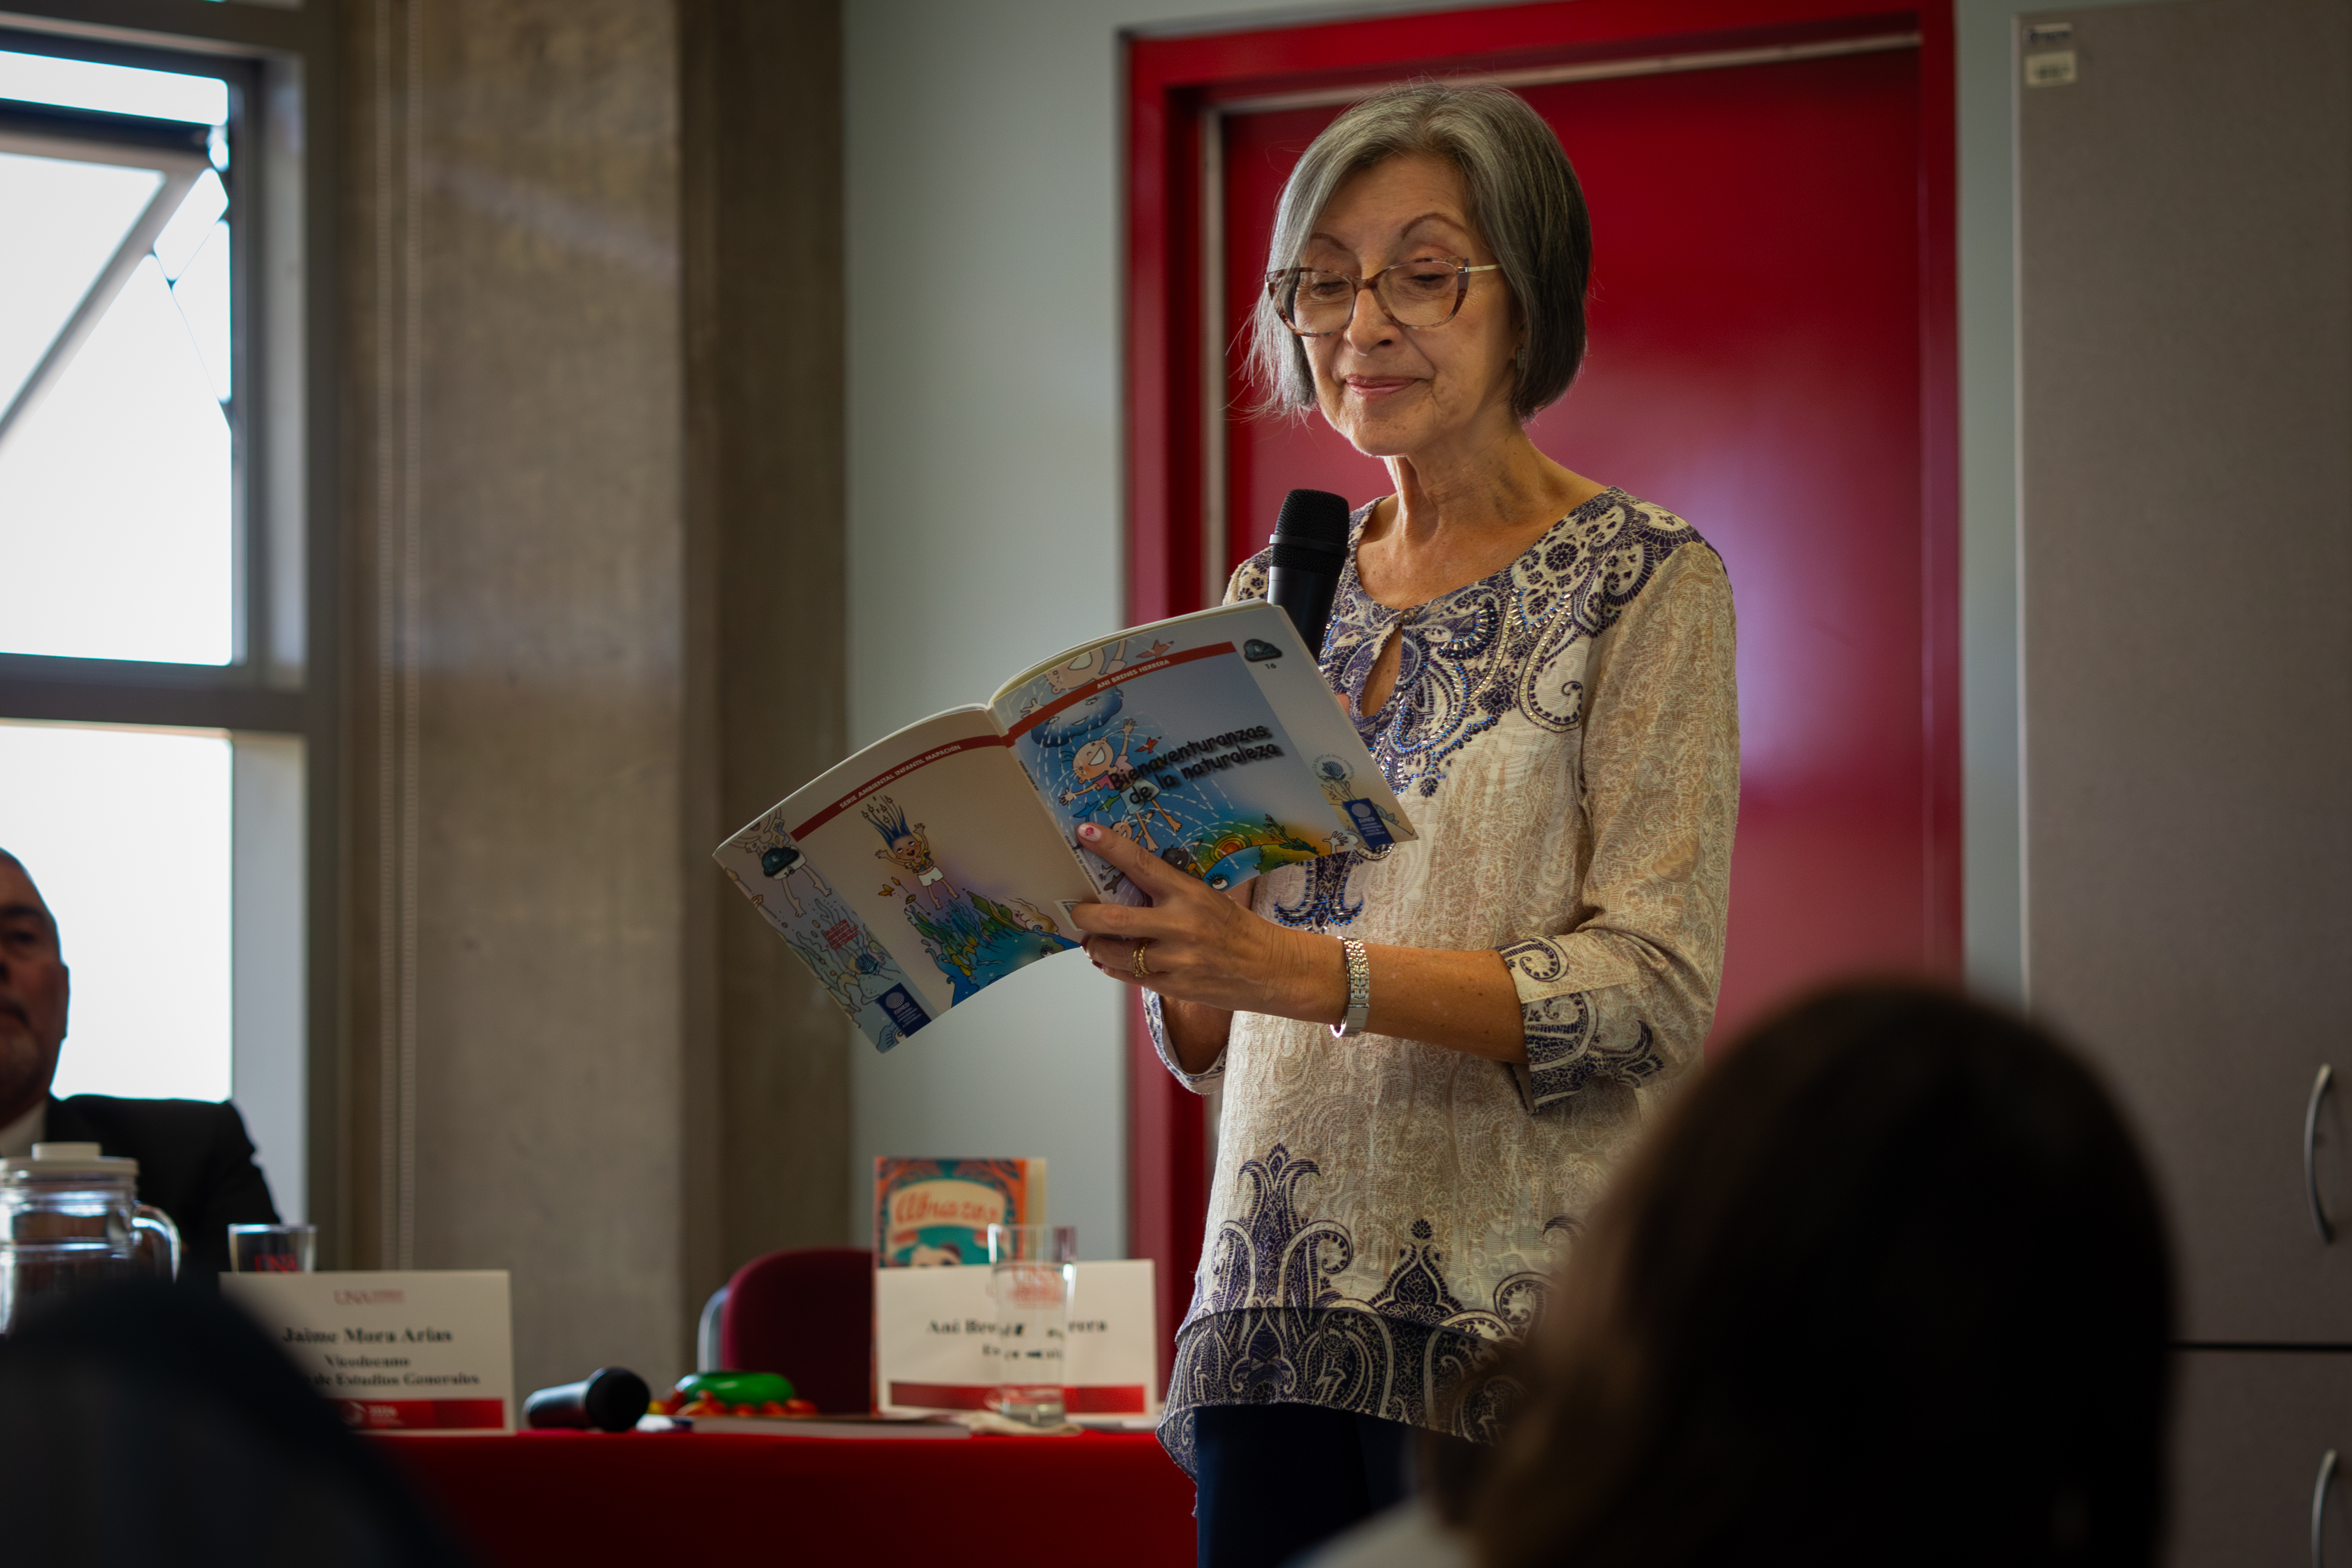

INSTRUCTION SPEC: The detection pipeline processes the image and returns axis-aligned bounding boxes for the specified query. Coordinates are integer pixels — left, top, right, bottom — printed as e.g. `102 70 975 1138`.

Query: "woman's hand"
1074 822 1532 1067
1068 824 1346 1025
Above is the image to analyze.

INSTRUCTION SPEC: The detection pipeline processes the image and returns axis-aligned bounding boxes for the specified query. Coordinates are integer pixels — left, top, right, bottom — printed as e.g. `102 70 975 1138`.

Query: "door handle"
2315 1447 2338 1568
2309 1065 2336 1243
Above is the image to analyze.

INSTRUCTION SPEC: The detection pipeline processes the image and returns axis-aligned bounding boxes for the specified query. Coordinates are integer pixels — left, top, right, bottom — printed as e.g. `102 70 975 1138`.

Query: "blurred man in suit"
0 847 277 1279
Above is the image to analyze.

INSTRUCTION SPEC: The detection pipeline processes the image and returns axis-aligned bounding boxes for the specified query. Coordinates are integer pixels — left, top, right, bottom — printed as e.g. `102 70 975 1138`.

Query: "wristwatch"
1331 938 1371 1039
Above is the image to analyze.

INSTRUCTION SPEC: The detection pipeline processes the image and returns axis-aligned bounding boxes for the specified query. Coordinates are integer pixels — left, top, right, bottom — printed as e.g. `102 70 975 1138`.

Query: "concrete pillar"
679 0 853 1295
341 0 846 1395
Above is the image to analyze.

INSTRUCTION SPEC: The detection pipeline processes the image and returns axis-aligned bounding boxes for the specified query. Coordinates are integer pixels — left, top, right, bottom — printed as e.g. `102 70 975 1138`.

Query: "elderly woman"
1069 83 1739 1567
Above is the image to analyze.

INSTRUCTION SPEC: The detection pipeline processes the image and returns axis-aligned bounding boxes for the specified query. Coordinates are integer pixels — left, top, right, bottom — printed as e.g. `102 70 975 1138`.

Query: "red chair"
715 1247 874 1413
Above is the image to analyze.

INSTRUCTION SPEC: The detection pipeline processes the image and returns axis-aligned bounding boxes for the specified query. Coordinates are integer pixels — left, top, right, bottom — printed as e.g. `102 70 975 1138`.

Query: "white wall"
843 0 1416 1257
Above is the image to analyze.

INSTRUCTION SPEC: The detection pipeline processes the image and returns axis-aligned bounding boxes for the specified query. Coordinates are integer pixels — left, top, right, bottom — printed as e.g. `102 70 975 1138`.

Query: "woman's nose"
1341 285 1398 352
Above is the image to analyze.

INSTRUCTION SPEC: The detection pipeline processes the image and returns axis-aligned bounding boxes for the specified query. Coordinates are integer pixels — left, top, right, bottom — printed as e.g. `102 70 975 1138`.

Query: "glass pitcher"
0 1141 180 1334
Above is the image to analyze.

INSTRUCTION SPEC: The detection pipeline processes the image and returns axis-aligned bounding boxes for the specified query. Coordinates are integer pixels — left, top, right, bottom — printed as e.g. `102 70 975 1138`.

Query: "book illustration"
1307 754 1402 851
852 790 1079 1005
864 796 961 912
904 893 1076 1006
751 708 1100 1044
874 1156 1045 1268
1009 641 1339 899
756 837 833 916
720 813 933 1050
1007 634 1174 718
1044 704 1181 855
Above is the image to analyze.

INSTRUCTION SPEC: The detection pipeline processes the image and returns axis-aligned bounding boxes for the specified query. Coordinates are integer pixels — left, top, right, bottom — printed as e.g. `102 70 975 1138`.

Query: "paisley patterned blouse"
1145 488 1739 1474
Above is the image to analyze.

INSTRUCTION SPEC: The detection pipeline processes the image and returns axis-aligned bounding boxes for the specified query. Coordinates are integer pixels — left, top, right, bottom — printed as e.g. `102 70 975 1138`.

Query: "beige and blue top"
1147 488 1740 1473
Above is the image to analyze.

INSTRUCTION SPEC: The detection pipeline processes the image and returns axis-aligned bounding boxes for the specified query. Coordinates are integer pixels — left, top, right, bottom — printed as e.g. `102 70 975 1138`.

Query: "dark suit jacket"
44 1095 280 1283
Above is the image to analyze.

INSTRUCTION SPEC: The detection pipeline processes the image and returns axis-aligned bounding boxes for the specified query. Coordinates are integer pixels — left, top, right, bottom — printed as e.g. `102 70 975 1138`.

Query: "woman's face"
1298 152 1518 461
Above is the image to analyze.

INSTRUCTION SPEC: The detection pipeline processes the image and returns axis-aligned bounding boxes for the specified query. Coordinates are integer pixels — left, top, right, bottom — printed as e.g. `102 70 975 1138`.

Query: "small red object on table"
383 1428 1195 1568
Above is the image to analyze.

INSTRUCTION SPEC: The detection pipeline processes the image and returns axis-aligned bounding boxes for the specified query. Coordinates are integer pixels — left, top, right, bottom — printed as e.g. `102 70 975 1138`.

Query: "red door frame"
1122 0 1960 1379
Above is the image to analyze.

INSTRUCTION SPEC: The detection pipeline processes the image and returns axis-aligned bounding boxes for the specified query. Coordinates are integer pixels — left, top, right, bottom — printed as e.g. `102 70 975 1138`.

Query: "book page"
713 812 932 1053
1223 602 1418 853
987 603 1412 903
715 708 1096 1050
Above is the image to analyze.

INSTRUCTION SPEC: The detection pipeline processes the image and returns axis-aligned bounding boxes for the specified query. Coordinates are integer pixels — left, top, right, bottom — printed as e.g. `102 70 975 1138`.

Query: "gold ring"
1132 942 1152 979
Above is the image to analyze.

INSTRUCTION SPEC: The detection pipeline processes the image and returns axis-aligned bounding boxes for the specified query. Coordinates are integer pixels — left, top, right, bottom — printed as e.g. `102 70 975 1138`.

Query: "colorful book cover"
873 1157 1046 1268
713 599 1414 1053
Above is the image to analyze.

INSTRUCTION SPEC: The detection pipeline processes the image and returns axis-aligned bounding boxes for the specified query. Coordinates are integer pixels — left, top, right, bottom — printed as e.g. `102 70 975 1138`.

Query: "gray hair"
1247 82 1593 423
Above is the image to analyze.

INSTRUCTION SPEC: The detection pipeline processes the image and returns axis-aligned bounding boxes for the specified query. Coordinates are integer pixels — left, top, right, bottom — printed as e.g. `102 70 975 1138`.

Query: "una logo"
1242 639 1284 663
879 986 930 1037
1343 799 1397 850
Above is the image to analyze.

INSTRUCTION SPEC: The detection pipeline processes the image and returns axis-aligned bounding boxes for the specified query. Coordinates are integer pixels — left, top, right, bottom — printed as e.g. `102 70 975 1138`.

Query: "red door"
1220 45 1942 1042
1128 2 1959 1375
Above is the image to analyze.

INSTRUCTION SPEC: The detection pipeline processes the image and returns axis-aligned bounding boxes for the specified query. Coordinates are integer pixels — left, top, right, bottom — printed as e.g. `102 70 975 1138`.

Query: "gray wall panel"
2020 0 2352 1342
2169 1350 2352 1565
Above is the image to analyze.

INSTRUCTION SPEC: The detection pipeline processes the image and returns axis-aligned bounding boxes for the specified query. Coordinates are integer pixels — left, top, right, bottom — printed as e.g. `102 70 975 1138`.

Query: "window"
0 720 232 1101
0 49 235 664
0 15 325 1229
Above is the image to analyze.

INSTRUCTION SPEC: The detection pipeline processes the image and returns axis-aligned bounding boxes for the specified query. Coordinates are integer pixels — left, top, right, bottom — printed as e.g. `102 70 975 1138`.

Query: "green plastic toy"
673 1370 796 1406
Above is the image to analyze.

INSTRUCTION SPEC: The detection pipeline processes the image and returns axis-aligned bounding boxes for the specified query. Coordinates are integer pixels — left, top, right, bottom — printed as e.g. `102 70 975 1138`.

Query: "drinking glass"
227 1223 316 1274
986 1223 1075 1427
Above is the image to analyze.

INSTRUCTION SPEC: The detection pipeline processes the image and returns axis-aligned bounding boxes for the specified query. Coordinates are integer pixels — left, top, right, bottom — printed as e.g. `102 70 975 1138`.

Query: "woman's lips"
1343 376 1416 400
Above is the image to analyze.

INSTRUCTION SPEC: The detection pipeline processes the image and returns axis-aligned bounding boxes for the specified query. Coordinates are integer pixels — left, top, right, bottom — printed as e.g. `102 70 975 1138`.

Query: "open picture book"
712 599 1414 1052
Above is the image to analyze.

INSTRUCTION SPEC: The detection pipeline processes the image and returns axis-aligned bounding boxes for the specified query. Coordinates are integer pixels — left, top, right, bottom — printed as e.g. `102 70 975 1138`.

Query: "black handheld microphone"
524 1366 652 1433
1265 488 1351 660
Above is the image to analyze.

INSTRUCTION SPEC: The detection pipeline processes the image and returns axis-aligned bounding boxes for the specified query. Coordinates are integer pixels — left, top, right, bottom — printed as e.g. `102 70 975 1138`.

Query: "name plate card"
224 1270 514 1434
875 1258 1157 1417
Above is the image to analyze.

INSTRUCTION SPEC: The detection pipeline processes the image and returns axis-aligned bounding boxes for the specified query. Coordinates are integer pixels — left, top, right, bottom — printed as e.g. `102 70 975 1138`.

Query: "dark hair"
1248 82 1593 423
0 1282 478 1564
1457 982 2173 1568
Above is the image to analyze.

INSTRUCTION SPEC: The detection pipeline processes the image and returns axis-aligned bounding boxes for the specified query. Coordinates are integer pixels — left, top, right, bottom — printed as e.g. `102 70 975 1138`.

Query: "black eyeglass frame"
1265 256 1504 337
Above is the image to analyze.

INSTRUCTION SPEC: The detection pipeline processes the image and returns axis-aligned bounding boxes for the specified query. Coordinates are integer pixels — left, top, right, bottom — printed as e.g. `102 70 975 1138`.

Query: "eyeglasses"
1266 256 1502 337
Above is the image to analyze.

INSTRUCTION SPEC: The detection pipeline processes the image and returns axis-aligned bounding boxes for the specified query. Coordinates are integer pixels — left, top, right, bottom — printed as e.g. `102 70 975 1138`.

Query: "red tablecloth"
383 1428 1196 1567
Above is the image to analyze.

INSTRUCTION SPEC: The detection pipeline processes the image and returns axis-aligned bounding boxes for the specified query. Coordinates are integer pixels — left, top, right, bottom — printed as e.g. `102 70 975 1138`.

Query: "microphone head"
1271 488 1350 570
582 1367 652 1432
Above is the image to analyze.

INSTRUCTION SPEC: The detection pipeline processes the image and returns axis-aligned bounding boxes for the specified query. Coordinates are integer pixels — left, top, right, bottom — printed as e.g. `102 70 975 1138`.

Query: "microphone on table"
524 1366 652 1433
1265 488 1351 660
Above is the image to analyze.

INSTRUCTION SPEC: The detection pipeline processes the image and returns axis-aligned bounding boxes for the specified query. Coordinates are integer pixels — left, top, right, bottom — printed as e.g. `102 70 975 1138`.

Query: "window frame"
0 1 340 1247
0 23 274 704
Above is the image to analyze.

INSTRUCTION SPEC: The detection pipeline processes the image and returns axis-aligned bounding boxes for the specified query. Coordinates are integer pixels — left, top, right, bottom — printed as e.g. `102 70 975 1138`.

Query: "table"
384 1428 1197 1567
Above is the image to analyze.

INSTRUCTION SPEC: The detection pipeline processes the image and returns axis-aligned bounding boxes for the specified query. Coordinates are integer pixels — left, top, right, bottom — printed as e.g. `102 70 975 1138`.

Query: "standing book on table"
712 600 1414 1052
873 1156 1045 1269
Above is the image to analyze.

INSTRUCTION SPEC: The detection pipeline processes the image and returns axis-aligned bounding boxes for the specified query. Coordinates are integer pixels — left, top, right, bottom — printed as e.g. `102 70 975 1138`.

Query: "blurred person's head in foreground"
0 849 67 1126
0 1281 477 1566
1454 981 2172 1568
